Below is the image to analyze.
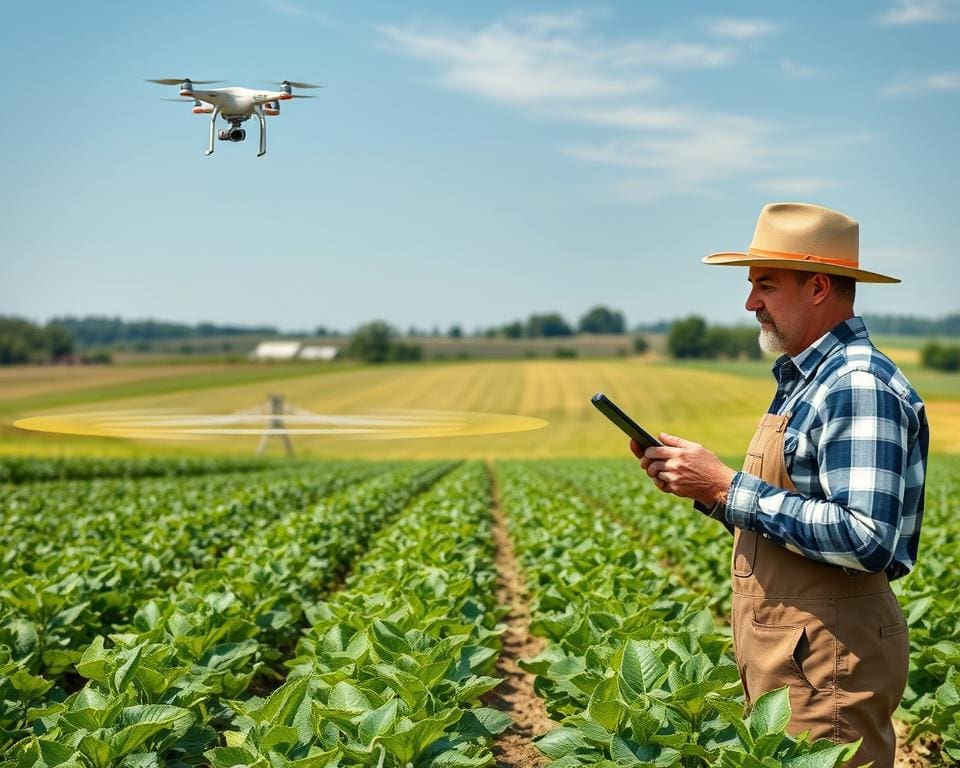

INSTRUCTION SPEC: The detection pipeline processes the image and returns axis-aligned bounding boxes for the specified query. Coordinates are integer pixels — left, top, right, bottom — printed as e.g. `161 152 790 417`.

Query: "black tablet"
591 392 661 451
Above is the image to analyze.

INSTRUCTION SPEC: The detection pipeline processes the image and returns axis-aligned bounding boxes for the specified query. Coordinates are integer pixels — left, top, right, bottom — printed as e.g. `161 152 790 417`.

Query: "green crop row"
498 461 858 767
0 463 402 684
535 455 960 764
1 462 455 764
529 459 731 615
0 456 279 485
891 457 960 762
205 460 510 767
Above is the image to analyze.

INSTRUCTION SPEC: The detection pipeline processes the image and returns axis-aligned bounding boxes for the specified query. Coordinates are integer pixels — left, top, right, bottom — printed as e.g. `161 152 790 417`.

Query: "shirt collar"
771 317 867 382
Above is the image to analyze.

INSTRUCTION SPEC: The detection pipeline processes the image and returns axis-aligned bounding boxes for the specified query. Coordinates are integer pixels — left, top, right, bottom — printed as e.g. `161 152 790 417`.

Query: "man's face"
745 267 809 356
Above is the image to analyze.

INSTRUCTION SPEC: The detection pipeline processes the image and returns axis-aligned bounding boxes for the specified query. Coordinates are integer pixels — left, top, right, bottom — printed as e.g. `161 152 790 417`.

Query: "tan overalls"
732 413 910 768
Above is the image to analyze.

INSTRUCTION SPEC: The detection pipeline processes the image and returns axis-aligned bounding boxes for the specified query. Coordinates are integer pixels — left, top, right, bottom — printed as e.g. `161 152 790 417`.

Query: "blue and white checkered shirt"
723 316 928 580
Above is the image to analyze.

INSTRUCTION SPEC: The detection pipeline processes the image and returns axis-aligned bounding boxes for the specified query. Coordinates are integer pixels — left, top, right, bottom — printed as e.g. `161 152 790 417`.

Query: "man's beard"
757 312 787 354
759 327 788 354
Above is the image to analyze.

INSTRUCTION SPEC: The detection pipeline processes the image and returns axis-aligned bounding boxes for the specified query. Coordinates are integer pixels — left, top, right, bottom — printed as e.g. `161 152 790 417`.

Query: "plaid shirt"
722 316 928 580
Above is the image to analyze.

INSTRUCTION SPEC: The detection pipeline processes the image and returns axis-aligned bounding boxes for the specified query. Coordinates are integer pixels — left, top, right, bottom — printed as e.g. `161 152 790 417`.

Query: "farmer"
633 202 928 767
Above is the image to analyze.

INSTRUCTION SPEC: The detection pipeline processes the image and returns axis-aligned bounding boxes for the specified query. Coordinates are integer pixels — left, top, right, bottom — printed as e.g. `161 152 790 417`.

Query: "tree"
45 323 74 361
502 321 524 339
448 325 463 338
921 342 960 372
632 335 649 354
579 306 626 334
526 313 573 338
667 315 709 358
346 321 395 363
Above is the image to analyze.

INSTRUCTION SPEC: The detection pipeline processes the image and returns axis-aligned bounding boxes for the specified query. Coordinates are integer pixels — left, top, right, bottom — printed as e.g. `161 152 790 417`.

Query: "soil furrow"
483 462 554 768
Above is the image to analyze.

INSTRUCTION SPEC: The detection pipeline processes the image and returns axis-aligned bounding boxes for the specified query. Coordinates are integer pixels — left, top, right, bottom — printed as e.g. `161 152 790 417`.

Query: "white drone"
148 77 321 157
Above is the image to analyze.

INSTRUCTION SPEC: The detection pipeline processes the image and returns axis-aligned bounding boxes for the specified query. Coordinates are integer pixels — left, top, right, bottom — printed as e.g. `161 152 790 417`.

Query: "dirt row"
482 467 555 768
479 468 935 768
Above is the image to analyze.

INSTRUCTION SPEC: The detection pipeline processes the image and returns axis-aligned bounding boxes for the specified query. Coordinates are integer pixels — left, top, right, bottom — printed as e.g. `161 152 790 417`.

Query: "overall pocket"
732 529 757 577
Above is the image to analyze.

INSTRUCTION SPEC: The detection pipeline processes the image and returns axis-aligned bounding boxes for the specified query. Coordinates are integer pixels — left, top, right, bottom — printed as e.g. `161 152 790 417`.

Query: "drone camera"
218 128 246 142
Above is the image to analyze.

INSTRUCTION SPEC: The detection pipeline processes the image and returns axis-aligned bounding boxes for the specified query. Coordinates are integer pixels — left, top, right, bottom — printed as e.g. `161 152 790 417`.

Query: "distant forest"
52 316 280 348
50 311 960 347
861 313 960 336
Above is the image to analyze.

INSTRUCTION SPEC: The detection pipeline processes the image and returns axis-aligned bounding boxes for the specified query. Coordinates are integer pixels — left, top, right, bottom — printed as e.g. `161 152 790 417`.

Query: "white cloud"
704 17 780 39
381 13 849 201
780 59 820 79
883 71 960 95
561 114 786 191
877 0 960 24
380 13 735 106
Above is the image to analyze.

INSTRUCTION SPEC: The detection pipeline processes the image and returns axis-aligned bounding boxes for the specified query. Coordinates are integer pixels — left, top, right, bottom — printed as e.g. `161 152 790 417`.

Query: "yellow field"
1 358 957 458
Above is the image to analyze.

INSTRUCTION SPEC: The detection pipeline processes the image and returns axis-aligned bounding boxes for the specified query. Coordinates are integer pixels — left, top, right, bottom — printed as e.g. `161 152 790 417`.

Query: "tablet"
591 392 661 451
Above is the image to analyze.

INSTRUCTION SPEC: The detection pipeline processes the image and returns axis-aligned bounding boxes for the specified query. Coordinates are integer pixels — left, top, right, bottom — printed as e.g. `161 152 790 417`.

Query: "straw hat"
703 202 899 283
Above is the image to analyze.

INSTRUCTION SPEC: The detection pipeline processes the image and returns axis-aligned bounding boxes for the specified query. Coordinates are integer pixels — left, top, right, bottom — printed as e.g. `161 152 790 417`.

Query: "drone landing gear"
204 108 267 157
205 106 220 156
254 106 266 157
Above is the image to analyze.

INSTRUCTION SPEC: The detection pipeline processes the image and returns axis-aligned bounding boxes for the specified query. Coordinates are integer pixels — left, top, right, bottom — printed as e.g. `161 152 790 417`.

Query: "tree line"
5 311 960 371
52 316 279 348
0 317 74 364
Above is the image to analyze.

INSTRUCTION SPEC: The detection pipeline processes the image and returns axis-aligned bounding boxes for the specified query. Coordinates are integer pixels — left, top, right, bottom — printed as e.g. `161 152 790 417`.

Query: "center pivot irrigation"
13 408 549 441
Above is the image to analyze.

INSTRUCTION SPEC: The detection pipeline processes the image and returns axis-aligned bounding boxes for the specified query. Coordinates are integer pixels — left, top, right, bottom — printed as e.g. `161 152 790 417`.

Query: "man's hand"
630 433 736 507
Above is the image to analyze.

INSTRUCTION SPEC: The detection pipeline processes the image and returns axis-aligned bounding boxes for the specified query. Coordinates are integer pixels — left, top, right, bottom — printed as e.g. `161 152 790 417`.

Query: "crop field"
0 453 958 766
1 358 959 766
3 357 959 457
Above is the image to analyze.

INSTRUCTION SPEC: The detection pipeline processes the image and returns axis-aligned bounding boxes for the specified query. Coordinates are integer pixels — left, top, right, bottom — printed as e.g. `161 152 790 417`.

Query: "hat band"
748 247 858 269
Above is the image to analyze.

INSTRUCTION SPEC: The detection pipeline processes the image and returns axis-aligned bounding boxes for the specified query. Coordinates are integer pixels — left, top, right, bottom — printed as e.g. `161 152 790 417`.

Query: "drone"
148 77 321 157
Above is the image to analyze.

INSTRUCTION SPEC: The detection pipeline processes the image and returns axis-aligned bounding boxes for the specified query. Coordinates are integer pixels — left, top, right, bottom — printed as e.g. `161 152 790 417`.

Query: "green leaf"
358 698 398 746
535 727 590 759
327 680 371 714
458 708 512 740
258 724 300 753
76 636 109 684
782 740 860 768
379 713 458 763
260 676 311 726
619 640 666 697
112 643 146 694
204 745 261 767
610 736 681 767
747 687 791 739
587 675 623 732
110 704 194 756
77 735 113 768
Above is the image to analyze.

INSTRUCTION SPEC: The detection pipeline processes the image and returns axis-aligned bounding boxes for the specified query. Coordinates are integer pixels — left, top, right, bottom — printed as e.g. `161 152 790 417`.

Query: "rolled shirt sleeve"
723 369 910 574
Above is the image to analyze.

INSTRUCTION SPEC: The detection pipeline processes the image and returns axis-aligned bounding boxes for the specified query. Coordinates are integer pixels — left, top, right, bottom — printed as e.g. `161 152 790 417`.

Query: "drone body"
148 78 320 157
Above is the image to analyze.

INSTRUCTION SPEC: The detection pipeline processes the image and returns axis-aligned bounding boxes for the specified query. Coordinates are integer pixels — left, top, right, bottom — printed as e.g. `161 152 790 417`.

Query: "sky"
1 0 959 333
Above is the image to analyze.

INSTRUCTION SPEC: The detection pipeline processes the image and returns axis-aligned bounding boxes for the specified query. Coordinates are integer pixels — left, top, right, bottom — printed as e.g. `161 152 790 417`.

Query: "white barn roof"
299 345 338 361
249 341 302 360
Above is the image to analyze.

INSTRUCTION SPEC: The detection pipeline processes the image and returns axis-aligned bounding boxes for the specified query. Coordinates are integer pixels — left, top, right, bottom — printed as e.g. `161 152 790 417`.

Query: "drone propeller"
160 97 197 102
290 94 316 99
146 78 223 85
263 80 323 89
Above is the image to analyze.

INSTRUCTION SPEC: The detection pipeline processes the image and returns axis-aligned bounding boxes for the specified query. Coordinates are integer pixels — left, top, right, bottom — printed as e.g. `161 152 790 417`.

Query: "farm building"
248 341 339 361
299 345 339 361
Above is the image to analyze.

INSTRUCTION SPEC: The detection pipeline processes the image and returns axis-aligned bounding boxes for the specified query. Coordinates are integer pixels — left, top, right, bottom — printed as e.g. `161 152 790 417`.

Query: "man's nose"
745 290 762 312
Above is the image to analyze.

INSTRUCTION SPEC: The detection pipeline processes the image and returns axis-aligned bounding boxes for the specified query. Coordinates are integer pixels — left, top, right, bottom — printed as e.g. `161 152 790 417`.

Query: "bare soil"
482 463 556 768
895 719 944 767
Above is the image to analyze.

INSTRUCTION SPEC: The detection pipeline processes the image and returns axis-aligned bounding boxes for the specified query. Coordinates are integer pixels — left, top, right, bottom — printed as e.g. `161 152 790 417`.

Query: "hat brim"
703 252 900 284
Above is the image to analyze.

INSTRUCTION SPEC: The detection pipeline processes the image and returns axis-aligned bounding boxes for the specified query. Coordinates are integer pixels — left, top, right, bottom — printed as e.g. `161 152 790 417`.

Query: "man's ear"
810 273 832 306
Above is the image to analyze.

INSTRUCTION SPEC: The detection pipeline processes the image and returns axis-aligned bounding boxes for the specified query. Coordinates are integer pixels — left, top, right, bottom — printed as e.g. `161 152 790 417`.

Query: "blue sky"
1 0 958 333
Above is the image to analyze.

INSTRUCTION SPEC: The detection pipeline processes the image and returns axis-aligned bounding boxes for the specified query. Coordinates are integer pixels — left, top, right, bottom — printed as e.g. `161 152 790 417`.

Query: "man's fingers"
659 432 696 449
644 445 677 460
